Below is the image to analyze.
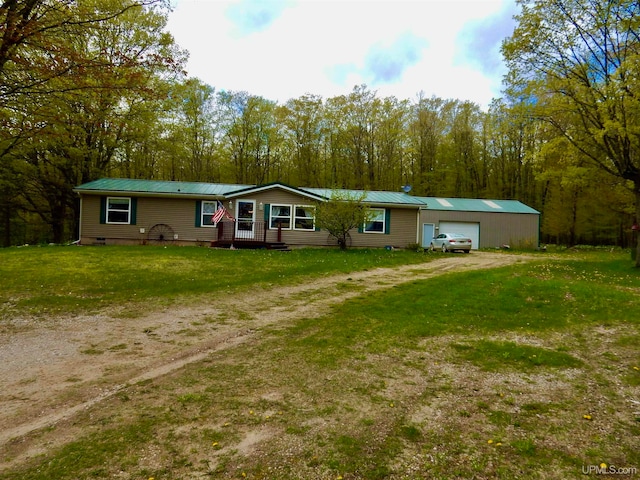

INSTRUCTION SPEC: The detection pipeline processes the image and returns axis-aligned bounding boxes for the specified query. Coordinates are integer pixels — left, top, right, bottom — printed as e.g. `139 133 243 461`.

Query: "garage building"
418 197 540 250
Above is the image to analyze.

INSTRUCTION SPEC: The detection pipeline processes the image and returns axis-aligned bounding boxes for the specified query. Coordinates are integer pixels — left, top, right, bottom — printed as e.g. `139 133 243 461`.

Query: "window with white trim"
364 208 385 233
106 197 131 224
201 201 217 227
270 204 291 229
294 205 315 231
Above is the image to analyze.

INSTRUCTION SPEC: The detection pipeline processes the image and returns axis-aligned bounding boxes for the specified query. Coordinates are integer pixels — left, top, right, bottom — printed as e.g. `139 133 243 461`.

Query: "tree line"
1 0 638 258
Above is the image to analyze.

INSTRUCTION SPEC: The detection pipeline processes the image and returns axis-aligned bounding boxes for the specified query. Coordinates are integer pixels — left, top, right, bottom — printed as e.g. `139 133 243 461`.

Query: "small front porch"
211 220 290 251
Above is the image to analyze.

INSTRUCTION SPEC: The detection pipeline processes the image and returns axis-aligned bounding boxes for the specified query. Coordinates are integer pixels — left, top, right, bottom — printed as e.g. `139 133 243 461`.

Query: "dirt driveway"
0 252 534 464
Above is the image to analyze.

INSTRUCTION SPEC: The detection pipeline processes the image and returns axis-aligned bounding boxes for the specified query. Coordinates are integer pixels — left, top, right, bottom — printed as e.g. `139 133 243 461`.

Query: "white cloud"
166 0 517 108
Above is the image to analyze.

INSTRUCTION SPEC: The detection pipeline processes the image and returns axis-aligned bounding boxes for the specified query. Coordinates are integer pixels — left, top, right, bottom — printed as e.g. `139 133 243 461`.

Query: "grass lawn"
1 246 639 479
0 245 429 320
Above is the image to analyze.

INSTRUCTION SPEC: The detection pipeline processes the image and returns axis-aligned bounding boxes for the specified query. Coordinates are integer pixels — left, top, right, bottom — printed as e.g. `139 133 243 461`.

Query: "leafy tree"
445 100 485 197
162 78 218 181
314 191 371 250
407 94 446 195
111 85 170 181
0 1 179 144
503 0 640 264
217 91 282 185
484 99 540 205
322 94 351 188
0 0 183 243
372 96 408 191
344 85 378 189
281 94 325 187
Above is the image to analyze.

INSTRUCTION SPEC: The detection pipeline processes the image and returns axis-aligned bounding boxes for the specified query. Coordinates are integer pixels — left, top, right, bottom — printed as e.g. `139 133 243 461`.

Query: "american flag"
211 201 234 225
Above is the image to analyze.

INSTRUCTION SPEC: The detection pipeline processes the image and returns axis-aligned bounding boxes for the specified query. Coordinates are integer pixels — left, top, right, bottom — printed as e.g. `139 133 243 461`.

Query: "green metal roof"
75 179 428 206
74 179 537 213
302 188 428 206
74 178 252 197
418 197 539 214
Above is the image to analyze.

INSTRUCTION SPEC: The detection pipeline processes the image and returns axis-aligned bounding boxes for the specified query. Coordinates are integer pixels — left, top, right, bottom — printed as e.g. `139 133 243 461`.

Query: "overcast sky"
166 0 519 109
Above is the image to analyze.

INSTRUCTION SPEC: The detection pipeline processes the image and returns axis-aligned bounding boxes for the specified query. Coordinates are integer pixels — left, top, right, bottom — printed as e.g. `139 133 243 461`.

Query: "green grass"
284 257 640 365
451 340 584 371
2 248 640 479
7 416 159 480
0 245 429 319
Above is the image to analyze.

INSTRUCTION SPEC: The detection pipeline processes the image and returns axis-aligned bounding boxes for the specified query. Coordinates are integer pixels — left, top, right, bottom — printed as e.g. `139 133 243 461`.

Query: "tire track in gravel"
0 252 534 452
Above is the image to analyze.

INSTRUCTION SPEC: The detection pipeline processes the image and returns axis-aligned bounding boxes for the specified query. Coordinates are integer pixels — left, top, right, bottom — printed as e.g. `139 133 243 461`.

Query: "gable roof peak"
225 181 328 201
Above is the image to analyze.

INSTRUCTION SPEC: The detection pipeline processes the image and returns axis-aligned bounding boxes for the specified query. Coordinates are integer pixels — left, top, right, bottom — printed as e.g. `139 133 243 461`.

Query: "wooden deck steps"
211 240 291 252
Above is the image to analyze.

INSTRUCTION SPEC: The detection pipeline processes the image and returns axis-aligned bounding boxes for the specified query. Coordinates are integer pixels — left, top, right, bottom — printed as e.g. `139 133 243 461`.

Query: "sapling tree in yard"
314 191 371 250
503 0 640 265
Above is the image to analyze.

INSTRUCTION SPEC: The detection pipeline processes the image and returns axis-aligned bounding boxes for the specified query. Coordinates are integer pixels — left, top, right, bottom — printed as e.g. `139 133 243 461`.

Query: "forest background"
1 0 638 252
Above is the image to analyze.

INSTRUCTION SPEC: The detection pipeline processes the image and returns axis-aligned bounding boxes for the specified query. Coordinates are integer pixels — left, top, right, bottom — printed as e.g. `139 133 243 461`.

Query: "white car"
430 233 472 253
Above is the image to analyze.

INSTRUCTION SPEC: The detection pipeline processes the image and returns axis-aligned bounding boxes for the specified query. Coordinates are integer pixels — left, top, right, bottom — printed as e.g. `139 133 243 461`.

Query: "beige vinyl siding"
80 195 138 244
79 187 422 248
80 195 218 245
420 210 539 249
477 213 538 248
350 207 417 248
231 190 419 248
230 190 325 246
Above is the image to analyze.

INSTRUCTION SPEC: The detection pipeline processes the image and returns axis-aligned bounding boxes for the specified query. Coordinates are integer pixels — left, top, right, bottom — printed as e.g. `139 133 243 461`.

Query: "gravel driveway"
0 251 533 466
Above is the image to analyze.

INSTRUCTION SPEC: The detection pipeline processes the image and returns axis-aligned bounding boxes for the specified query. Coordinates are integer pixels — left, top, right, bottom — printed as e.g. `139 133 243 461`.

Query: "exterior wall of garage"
419 210 540 249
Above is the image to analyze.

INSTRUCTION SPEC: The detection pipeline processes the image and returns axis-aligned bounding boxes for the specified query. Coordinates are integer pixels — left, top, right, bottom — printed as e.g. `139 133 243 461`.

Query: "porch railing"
216 220 283 244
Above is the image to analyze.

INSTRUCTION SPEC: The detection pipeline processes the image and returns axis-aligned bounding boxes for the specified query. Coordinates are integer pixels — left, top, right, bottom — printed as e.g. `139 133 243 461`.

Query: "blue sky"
166 0 518 109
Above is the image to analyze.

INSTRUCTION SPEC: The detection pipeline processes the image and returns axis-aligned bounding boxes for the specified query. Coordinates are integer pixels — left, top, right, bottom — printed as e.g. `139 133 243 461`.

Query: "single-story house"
417 197 540 249
73 178 427 249
73 178 540 250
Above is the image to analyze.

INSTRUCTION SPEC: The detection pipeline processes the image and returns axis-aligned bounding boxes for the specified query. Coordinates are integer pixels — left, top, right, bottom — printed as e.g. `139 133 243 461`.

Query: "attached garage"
418 197 540 250
438 222 480 250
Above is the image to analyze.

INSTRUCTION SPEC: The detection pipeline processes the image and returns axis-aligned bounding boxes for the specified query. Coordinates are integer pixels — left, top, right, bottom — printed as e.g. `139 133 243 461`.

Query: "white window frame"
364 207 385 234
201 200 217 227
270 204 292 230
293 205 315 231
106 197 131 224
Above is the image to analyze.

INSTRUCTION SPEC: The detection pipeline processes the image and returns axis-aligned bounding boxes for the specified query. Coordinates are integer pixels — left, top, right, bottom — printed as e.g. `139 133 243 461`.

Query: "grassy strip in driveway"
2 250 639 479
0 245 430 320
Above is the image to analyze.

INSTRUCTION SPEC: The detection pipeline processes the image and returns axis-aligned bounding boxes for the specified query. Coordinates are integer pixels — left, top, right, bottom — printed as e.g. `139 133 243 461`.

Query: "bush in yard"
314 191 371 250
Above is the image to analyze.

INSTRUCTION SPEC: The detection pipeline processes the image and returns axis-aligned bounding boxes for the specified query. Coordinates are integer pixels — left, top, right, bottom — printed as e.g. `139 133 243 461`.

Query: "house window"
364 208 385 233
201 201 217 227
294 205 315 231
270 204 291 229
106 197 131 224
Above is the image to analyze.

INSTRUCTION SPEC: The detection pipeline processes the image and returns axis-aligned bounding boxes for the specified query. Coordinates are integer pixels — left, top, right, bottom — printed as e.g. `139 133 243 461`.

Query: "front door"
235 200 255 239
422 223 435 247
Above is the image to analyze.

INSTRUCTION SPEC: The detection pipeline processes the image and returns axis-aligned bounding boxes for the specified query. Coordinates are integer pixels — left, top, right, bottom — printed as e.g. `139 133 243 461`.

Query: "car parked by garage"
430 233 472 253
418 197 540 250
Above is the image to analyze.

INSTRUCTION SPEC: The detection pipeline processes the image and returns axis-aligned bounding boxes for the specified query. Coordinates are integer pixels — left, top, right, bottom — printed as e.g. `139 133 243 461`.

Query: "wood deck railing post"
277 223 282 242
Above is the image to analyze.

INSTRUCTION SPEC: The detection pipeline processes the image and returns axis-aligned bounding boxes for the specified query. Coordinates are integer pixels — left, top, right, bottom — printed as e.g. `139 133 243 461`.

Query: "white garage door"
439 222 480 250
